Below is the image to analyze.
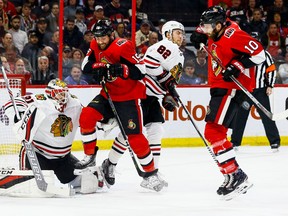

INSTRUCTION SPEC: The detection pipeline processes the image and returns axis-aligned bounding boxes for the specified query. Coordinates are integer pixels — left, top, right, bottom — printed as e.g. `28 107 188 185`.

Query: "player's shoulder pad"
34 94 47 101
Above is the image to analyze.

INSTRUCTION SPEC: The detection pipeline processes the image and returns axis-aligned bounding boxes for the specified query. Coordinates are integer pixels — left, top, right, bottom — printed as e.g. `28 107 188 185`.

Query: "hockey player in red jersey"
190 6 266 200
77 19 165 192
100 20 184 188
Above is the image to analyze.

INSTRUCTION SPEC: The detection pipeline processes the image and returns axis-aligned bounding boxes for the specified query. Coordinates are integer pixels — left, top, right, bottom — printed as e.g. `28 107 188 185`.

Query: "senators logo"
127 119 136 130
35 94 47 100
170 63 183 83
50 114 73 137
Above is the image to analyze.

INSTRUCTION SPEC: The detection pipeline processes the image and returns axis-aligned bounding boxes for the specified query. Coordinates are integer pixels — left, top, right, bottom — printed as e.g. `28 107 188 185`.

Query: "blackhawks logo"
170 63 183 83
50 114 73 137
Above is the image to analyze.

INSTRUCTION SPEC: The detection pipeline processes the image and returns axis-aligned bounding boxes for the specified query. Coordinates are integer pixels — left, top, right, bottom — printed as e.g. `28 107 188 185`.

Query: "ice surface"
1 146 287 216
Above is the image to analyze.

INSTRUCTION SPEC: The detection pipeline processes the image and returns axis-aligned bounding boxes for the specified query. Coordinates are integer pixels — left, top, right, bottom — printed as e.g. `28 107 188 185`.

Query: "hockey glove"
107 64 129 79
190 28 208 50
162 94 179 112
222 60 245 82
92 63 108 82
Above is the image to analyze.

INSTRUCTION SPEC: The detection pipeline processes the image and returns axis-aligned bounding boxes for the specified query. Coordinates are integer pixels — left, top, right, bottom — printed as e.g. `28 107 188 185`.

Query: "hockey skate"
216 174 230 195
140 173 166 192
220 169 253 201
74 147 98 170
271 143 280 153
100 159 116 188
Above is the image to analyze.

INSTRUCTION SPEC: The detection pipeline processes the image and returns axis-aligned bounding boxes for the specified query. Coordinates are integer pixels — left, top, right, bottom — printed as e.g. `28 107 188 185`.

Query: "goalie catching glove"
92 63 129 83
222 60 245 82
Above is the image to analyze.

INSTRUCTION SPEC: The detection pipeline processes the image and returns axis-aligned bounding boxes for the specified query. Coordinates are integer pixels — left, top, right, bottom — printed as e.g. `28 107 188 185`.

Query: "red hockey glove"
92 63 108 82
190 27 208 49
162 94 179 112
222 60 245 82
107 64 129 79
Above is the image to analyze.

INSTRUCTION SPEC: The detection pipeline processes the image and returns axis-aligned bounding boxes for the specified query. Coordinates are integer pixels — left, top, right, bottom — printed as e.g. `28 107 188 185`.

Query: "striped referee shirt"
254 51 277 89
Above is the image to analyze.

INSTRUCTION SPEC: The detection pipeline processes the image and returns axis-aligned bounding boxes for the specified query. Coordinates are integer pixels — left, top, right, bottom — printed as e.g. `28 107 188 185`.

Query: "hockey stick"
0 61 73 197
200 43 288 121
101 80 146 177
177 96 218 165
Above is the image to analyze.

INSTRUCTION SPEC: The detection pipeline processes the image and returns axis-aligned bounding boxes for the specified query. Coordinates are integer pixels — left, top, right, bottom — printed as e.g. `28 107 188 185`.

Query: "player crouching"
2 79 103 197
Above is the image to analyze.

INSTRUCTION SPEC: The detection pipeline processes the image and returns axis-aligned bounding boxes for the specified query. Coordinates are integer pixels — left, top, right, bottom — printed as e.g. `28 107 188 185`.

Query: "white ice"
1 146 287 216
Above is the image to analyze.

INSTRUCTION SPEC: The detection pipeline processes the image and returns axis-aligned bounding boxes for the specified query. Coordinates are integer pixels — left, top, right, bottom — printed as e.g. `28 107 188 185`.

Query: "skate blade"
140 183 164 192
221 180 253 201
99 168 112 189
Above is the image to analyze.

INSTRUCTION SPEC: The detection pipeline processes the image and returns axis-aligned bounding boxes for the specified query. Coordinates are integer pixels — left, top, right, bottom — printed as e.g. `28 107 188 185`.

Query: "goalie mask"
162 21 184 46
45 79 69 111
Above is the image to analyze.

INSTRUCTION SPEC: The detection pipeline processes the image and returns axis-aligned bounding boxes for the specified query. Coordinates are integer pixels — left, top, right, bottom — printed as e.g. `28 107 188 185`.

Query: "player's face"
200 23 213 35
96 35 110 50
171 29 184 46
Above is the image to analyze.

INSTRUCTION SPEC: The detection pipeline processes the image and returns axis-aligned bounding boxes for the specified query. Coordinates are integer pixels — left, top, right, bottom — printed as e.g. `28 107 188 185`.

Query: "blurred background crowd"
0 0 287 85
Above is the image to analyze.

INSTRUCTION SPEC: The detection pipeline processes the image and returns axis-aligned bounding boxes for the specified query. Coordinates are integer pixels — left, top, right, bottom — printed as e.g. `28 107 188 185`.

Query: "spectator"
35 16 53 48
4 44 33 74
135 19 151 49
0 32 14 53
25 0 47 19
104 0 129 25
64 64 88 85
46 2 59 34
83 0 97 22
64 0 81 19
21 30 42 73
0 0 9 31
62 45 73 79
14 58 32 84
74 7 87 34
87 5 106 30
41 45 58 74
114 21 127 38
79 29 94 55
63 17 84 49
194 49 208 84
128 0 148 27
2 0 17 17
48 30 59 55
8 15 28 53
246 8 268 41
156 18 166 41
71 48 84 65
226 0 249 32
0 55 12 73
179 60 203 85
137 31 158 56
278 52 288 83
179 36 196 63
246 0 258 22
19 3 35 33
32 55 56 84
272 12 288 38
261 22 286 61
266 0 288 24
0 16 6 38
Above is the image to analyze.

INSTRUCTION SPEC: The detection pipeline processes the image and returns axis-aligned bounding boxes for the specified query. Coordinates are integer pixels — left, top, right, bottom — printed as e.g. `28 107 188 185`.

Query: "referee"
231 50 281 152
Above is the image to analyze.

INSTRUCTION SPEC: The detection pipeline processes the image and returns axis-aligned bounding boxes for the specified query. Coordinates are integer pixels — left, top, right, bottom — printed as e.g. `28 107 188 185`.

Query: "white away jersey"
143 39 184 97
4 94 82 159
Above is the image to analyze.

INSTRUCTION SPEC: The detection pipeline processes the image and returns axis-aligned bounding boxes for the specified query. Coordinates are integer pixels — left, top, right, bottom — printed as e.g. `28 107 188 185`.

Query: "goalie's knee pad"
145 122 164 144
79 107 103 129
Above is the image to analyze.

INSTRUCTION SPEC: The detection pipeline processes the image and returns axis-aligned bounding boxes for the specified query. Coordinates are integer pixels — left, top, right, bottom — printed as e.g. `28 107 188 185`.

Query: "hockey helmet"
45 79 69 106
200 6 226 28
93 19 114 37
162 20 184 40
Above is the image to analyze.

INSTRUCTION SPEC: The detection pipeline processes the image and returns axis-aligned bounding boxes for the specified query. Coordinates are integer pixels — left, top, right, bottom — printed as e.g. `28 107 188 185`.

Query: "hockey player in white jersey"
3 79 102 195
100 21 185 191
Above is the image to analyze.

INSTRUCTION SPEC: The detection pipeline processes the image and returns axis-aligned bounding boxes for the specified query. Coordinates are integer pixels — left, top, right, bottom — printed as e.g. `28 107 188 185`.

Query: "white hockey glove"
96 118 118 137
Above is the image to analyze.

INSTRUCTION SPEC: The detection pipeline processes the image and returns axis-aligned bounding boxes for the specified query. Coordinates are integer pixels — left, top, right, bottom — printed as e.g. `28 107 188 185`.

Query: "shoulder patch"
116 39 127 46
35 94 47 100
224 28 235 38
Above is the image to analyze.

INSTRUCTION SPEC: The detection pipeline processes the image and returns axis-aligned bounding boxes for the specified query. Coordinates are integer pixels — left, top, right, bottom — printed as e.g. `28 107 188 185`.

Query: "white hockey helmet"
161 21 184 40
45 79 69 106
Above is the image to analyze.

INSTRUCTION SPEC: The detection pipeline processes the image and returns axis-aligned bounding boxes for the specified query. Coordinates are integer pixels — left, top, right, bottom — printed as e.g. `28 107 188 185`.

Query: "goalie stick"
200 43 288 121
0 60 73 197
101 80 146 178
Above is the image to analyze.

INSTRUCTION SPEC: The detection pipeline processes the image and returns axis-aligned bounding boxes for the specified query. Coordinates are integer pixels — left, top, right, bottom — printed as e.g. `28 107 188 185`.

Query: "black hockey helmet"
200 6 226 27
93 19 114 37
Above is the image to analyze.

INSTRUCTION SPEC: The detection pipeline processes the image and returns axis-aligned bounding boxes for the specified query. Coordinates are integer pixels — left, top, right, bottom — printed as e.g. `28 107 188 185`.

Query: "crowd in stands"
0 0 287 85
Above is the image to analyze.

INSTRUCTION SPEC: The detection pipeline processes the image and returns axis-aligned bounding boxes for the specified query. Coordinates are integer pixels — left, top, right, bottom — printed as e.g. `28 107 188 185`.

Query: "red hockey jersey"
83 38 146 101
208 21 265 92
